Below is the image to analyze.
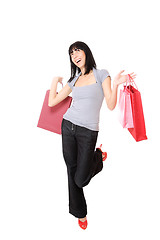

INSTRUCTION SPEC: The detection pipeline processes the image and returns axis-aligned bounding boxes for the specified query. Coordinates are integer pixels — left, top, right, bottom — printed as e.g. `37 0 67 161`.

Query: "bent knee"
74 175 90 188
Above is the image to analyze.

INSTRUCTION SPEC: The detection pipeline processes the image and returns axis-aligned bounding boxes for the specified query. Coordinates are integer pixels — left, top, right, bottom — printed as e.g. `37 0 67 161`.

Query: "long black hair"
68 41 97 82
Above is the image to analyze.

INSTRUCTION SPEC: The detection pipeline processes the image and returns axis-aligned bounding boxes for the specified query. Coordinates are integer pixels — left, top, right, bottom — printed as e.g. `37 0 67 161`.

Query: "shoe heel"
97 144 107 161
102 152 107 161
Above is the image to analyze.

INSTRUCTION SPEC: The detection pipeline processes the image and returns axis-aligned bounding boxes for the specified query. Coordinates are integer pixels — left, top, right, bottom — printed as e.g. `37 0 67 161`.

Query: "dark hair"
68 41 97 82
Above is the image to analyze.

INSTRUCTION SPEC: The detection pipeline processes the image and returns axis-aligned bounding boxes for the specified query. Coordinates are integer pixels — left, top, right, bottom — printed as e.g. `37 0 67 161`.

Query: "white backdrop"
0 0 160 239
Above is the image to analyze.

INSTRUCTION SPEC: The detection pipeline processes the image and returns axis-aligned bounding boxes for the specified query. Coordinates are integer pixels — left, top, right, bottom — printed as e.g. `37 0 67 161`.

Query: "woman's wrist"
113 79 119 89
50 77 58 89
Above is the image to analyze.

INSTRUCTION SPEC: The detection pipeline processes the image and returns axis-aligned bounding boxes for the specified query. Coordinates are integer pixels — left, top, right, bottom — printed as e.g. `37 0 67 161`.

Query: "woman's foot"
97 144 107 161
102 152 107 160
78 217 88 230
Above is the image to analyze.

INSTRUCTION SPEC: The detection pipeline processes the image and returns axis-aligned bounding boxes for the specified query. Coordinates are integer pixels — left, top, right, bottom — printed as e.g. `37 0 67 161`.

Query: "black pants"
61 119 103 218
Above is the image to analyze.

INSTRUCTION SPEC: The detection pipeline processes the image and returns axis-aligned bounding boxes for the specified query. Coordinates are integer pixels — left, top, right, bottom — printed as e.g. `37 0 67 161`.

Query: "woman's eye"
70 48 81 56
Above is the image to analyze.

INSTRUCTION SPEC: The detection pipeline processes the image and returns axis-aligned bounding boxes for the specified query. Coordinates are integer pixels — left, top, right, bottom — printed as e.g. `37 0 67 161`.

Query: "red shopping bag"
37 90 72 134
118 86 134 128
127 76 147 142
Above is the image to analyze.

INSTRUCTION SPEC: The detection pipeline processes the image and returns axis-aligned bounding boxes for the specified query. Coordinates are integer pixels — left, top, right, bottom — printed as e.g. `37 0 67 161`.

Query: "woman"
48 41 136 230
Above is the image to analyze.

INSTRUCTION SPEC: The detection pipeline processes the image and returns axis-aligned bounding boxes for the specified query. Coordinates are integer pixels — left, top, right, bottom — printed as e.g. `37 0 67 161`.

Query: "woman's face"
70 48 86 69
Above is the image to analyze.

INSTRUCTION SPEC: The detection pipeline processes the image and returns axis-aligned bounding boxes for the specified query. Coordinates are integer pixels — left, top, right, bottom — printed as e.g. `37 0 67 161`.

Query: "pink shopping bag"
37 89 72 134
118 86 134 128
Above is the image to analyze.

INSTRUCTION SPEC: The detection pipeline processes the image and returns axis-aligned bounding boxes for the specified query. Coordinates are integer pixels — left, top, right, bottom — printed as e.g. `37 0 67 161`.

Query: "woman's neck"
80 67 93 76
80 66 86 75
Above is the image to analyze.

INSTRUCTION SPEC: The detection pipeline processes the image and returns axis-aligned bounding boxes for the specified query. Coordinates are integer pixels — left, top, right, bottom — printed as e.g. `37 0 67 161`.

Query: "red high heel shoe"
97 144 107 161
78 219 88 230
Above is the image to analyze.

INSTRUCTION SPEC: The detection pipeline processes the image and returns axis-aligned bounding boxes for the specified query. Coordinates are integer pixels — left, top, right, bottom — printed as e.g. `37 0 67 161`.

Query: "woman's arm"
48 76 72 107
102 70 136 110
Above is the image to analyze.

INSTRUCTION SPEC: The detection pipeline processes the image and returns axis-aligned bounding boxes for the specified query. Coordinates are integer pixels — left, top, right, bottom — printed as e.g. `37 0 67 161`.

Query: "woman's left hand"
113 70 136 87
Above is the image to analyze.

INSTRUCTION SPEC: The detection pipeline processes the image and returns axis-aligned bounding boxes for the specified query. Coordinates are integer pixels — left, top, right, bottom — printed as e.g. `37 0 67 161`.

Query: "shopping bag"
118 86 134 128
37 89 72 134
127 75 147 142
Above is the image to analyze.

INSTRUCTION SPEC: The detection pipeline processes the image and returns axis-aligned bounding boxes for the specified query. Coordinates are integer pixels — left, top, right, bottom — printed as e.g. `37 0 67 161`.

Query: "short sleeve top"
63 68 110 131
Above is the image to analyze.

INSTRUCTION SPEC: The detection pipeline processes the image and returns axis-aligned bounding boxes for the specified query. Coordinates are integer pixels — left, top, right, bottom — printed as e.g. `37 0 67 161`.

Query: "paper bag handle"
128 74 138 89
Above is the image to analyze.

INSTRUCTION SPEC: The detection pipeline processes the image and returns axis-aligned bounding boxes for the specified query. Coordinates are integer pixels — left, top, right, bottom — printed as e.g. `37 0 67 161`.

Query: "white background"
0 0 160 239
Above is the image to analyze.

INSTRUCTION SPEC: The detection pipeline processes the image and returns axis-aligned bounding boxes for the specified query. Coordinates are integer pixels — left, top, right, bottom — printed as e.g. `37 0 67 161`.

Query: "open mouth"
76 59 81 64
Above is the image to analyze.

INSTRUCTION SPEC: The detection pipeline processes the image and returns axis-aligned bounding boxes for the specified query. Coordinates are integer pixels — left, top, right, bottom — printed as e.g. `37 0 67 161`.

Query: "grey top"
63 68 110 131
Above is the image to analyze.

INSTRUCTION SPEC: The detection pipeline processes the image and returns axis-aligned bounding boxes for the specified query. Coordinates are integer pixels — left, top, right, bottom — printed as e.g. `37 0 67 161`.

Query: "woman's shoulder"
94 68 110 84
67 72 81 89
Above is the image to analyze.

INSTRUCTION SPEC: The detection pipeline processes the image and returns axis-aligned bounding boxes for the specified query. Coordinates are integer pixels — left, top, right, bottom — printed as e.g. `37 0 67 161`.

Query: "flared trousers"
61 119 103 218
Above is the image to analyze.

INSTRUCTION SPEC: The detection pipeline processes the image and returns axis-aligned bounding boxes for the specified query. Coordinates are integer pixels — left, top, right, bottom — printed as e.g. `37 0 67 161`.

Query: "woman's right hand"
48 76 72 107
51 76 63 88
52 76 63 84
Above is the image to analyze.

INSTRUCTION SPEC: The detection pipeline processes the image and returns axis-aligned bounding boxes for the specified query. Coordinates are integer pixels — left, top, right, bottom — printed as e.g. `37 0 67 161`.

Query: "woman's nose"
73 51 79 59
